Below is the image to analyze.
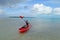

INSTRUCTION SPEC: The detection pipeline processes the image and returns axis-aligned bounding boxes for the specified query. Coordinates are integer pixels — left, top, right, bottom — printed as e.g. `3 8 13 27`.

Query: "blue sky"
0 0 60 17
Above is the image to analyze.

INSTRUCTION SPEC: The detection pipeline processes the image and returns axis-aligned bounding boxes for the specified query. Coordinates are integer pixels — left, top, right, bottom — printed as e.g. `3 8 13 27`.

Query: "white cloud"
0 0 30 7
0 9 5 14
54 8 60 15
8 4 29 9
32 4 52 15
5 3 60 17
0 9 7 17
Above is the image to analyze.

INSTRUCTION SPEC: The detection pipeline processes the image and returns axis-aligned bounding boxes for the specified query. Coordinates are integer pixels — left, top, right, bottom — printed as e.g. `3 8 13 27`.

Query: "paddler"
20 16 29 27
25 20 29 25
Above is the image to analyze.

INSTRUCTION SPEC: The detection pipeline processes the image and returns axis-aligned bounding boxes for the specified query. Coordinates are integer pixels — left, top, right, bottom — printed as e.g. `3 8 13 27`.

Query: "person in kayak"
21 20 29 28
25 20 29 25
20 16 29 27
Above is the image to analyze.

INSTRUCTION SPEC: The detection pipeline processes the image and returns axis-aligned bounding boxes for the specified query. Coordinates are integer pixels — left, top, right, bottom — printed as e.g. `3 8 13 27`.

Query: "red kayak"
18 23 31 33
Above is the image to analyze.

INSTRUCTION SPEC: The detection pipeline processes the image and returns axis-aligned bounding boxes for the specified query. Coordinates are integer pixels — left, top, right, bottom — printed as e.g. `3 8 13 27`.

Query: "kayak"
18 23 31 33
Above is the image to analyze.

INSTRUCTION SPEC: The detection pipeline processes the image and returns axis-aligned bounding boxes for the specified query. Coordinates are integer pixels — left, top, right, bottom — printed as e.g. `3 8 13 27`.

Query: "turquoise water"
0 18 60 40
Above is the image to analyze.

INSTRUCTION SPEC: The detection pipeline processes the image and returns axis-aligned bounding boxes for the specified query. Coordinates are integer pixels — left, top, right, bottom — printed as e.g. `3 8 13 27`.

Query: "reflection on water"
0 18 60 40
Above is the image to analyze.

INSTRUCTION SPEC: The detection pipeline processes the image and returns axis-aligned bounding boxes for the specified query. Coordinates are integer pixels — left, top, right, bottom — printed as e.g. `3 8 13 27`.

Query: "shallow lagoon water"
0 18 60 40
